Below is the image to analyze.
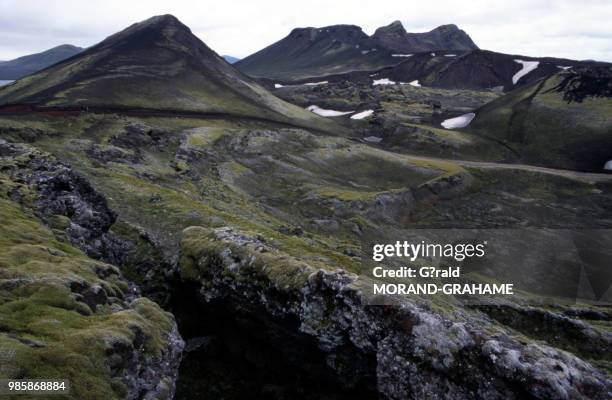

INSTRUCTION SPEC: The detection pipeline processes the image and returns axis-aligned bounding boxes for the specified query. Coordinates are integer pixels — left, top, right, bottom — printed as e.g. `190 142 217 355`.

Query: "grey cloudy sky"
0 0 611 61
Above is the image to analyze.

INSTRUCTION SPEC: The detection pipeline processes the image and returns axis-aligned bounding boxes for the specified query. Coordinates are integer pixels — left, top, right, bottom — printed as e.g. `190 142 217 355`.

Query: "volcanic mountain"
0 15 337 131
371 21 478 53
235 21 479 81
0 44 83 80
235 24 397 80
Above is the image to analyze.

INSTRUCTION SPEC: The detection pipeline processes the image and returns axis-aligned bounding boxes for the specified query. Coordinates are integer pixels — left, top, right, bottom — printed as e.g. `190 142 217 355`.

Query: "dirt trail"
405 154 612 183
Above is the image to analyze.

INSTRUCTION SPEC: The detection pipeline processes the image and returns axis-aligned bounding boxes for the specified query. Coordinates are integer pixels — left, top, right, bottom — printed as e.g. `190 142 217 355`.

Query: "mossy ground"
0 169 175 400
1 88 611 387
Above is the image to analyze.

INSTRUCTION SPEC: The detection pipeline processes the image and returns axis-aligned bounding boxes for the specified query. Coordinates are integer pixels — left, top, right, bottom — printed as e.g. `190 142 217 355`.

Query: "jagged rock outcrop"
0 139 184 399
179 225 611 400
1 140 126 262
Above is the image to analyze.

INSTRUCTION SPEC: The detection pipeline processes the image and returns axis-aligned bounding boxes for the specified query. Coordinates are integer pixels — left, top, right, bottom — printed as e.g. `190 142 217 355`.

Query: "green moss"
0 191 175 399
403 123 473 144
185 127 231 148
313 186 379 202
179 226 311 290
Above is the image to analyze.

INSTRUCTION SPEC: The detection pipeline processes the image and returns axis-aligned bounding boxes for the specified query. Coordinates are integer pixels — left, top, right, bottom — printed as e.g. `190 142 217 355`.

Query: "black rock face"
551 66 612 102
371 21 479 53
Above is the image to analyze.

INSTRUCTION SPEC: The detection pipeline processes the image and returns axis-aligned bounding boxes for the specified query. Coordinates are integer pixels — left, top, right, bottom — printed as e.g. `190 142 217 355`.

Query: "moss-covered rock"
0 154 183 399
178 225 611 399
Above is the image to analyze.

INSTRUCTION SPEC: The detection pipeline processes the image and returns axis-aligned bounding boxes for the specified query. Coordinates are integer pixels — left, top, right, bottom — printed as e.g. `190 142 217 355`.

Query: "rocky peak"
289 24 368 44
372 21 478 53
374 20 407 35
94 14 197 52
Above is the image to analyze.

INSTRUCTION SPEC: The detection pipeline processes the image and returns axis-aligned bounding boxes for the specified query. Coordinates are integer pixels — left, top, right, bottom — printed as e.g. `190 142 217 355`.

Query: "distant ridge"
235 24 396 80
0 44 83 80
235 20 478 80
223 55 240 64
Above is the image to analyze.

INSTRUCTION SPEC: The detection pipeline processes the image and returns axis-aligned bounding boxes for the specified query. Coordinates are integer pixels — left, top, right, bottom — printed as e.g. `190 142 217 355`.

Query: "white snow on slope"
431 53 436 57
274 81 328 89
306 105 354 117
557 66 572 70
408 80 421 87
605 160 612 171
373 78 396 85
364 136 383 143
444 54 457 57
512 60 540 85
392 54 413 57
441 113 476 129
351 110 374 120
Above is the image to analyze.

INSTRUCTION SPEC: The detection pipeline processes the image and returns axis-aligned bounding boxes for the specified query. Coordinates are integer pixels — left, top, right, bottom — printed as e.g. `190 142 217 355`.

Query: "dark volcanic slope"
371 21 478 53
303 50 601 92
382 50 575 90
0 15 338 131
468 66 612 170
235 25 398 80
0 44 83 80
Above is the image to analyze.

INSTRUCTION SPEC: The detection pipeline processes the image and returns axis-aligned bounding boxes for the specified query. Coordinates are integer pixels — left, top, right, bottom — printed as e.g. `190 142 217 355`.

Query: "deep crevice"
170 281 379 400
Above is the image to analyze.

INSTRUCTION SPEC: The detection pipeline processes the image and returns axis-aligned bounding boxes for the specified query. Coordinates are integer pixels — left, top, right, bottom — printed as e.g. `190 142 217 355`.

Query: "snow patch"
400 80 421 87
431 52 436 57
512 60 540 85
392 54 413 57
306 105 354 117
441 113 476 129
364 136 383 143
351 110 374 120
557 66 572 70
373 78 396 86
444 54 457 57
604 160 612 171
361 50 370 55
274 81 328 89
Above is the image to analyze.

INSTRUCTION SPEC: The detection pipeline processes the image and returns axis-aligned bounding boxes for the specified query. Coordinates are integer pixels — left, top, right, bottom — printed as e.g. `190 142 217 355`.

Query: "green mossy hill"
0 15 341 135
0 182 177 399
469 68 612 170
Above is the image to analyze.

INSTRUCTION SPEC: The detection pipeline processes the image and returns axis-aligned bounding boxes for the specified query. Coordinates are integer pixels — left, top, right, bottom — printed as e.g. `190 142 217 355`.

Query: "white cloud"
0 0 610 61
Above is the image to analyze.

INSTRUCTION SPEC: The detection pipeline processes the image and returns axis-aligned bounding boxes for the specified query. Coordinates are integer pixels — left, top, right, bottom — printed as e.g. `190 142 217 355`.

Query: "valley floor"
0 78 610 399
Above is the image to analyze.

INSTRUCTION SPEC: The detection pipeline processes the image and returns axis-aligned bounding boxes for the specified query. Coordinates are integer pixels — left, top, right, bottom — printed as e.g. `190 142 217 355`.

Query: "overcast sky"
0 0 611 62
